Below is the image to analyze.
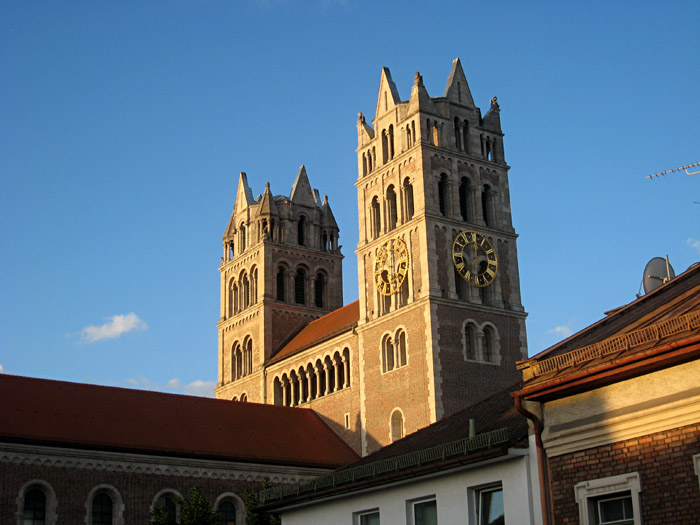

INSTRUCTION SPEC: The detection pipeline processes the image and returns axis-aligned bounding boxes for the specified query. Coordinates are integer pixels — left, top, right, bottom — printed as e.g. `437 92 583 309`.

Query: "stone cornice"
0 443 331 484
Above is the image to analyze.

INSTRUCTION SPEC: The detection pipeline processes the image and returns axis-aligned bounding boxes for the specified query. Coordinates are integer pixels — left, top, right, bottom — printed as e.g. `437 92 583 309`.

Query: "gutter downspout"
514 394 550 525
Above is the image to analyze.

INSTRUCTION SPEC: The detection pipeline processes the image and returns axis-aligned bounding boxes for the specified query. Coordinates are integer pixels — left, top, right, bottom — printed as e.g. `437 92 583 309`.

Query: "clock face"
374 238 410 296
452 230 498 287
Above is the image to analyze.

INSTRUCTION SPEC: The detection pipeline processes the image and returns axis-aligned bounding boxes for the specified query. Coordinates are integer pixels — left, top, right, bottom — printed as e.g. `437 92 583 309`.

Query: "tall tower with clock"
355 59 527 453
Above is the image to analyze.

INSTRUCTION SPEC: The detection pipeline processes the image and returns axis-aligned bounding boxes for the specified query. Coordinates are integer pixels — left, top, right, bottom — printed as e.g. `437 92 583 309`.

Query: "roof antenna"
645 161 700 179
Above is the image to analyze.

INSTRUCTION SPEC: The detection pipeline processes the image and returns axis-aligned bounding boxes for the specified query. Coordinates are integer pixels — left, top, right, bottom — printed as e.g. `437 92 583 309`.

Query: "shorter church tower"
215 167 343 402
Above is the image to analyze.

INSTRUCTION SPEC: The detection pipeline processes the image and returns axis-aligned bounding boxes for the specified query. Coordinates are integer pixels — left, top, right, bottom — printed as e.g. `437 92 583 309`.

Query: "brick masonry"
548 422 700 524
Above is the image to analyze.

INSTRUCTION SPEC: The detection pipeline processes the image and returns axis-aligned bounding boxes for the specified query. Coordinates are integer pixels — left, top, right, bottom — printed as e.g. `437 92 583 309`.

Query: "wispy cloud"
547 324 574 339
0 363 4 373
687 237 700 255
79 313 147 344
125 375 216 398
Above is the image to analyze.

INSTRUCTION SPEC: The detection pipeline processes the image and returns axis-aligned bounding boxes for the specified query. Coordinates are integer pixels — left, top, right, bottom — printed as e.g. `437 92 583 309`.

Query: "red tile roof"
0 374 359 468
268 301 359 364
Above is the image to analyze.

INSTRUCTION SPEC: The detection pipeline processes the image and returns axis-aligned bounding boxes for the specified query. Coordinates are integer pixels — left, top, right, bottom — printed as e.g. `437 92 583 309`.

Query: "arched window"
276 267 286 301
23 488 46 524
454 117 461 150
240 224 246 253
406 124 412 148
390 409 405 442
315 272 325 308
382 334 395 373
462 120 469 153
362 153 368 176
239 393 248 402
389 124 395 159
382 129 389 164
298 216 306 246
438 174 448 216
228 278 236 318
87 485 123 525
432 123 439 146
482 184 494 226
396 329 407 367
155 493 179 525
403 178 414 221
244 337 253 375
295 269 306 305
483 325 496 363
459 177 470 221
371 196 381 239
386 185 397 231
232 342 241 380
92 492 113 525
242 273 250 309
218 501 236 525
464 322 478 361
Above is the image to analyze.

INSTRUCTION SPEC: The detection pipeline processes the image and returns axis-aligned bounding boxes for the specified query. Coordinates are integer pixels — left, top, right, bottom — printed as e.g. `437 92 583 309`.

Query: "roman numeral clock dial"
452 230 498 287
374 238 409 296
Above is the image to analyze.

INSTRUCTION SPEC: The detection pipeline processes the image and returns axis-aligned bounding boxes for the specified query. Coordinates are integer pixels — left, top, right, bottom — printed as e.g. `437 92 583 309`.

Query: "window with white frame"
18 480 58 525
477 484 504 525
574 472 641 525
354 509 380 525
408 497 438 525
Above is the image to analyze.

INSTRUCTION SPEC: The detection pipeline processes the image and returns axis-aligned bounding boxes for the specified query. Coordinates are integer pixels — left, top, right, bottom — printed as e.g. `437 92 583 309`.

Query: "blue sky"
1 1 698 397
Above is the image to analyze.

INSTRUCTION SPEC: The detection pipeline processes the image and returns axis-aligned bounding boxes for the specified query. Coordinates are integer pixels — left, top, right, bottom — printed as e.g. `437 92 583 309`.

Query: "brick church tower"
215 59 527 456
214 167 343 401
354 59 527 452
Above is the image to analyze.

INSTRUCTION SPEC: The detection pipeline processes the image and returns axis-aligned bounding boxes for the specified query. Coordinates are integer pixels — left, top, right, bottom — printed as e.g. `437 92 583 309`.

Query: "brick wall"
548 422 700 524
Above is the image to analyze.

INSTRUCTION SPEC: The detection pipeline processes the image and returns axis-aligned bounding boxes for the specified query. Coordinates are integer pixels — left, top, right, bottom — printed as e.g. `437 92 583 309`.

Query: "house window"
574 472 642 525
477 485 504 525
410 498 438 525
356 510 380 525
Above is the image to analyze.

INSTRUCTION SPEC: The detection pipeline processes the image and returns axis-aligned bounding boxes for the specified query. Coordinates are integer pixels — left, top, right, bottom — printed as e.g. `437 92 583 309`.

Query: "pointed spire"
321 194 338 228
289 165 317 207
233 172 254 215
444 58 475 107
374 67 401 118
257 181 279 217
407 70 436 115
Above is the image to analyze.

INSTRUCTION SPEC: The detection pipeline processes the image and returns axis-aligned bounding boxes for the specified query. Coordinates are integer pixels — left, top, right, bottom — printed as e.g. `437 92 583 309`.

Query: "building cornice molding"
0 443 331 484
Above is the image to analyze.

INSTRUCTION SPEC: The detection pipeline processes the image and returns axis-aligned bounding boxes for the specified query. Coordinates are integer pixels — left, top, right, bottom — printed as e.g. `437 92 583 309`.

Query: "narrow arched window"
276 267 285 301
295 269 306 305
362 153 368 176
403 178 414 221
432 123 439 146
406 124 412 148
298 216 306 246
396 330 407 367
454 117 461 150
459 177 470 221
382 129 389 164
157 495 178 524
23 488 46 525
233 343 242 380
240 224 246 253
244 337 253 375
315 273 325 308
389 124 395 159
463 121 469 153
438 174 448 216
483 326 496 362
92 492 113 525
251 267 258 305
390 410 404 442
228 279 235 318
386 185 397 231
242 273 250 309
464 323 477 360
382 335 395 372
482 184 493 226
371 196 381 238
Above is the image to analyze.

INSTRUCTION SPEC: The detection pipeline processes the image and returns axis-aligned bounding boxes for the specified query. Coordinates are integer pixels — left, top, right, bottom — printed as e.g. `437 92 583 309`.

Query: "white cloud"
0 363 4 373
547 324 574 339
687 237 700 255
79 313 147 344
125 375 216 398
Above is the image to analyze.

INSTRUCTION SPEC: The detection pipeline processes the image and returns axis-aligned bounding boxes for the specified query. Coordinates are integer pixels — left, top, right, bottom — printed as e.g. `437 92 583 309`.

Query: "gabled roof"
260 383 527 508
0 374 359 468
517 262 700 401
267 301 359 365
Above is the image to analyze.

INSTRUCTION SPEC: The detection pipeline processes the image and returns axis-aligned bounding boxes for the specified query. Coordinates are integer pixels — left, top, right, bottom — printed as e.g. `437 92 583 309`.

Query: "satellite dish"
642 256 675 294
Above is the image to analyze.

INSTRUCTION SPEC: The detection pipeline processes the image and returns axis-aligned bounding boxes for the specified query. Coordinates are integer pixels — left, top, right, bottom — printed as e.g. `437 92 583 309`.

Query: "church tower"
355 59 527 453
215 167 343 402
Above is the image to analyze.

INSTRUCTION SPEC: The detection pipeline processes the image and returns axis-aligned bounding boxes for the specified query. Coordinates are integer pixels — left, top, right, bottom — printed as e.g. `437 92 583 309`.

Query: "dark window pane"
92 492 113 525
414 499 437 525
23 488 46 524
